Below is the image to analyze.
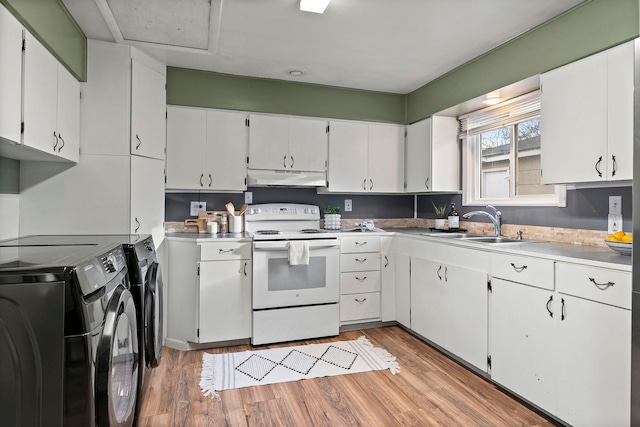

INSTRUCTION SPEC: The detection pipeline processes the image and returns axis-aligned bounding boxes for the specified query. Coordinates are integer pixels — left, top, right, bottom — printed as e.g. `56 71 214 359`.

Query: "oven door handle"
253 241 340 250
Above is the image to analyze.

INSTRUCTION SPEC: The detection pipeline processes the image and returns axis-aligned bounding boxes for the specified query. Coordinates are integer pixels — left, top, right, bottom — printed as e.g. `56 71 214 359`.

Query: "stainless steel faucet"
462 205 502 236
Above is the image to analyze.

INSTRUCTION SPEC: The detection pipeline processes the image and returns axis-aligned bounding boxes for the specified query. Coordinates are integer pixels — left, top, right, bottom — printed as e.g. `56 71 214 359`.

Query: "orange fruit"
614 231 625 239
622 234 632 243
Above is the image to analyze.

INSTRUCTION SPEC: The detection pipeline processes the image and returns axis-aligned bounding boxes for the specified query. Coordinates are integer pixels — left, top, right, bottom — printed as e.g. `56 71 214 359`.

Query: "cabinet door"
23 32 58 155
445 265 487 371
198 260 251 342
0 4 23 143
556 294 630 427
410 257 447 347
248 114 289 170
131 58 166 160
368 124 404 193
130 156 165 245
405 118 431 192
288 117 328 172
207 110 248 191
490 278 556 413
380 252 395 322
166 107 207 190
55 64 80 163
328 121 369 192
540 51 608 184
394 253 410 328
431 116 460 191
607 41 633 181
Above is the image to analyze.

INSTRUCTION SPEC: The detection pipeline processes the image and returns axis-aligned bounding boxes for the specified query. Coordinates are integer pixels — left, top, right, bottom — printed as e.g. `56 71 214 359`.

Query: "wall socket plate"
345 199 352 212
609 196 622 215
608 214 622 234
190 201 206 216
244 192 253 204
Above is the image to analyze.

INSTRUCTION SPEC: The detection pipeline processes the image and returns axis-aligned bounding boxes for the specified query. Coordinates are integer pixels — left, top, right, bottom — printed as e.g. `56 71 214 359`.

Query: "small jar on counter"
207 221 218 234
217 214 228 234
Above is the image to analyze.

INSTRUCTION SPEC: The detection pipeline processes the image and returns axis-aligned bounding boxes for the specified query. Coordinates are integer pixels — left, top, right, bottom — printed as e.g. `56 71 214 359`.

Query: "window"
460 91 565 207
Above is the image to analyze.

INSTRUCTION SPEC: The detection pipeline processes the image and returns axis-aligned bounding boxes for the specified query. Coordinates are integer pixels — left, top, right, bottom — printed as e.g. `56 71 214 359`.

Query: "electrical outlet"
244 192 253 204
345 199 352 212
609 196 622 215
608 214 623 234
190 201 206 216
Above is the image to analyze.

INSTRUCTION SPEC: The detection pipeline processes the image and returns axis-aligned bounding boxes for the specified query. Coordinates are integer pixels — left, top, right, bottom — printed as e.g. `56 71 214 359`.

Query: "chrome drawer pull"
219 249 234 254
355 241 367 246
355 276 367 282
355 258 367 263
355 298 367 304
510 263 528 272
589 277 614 289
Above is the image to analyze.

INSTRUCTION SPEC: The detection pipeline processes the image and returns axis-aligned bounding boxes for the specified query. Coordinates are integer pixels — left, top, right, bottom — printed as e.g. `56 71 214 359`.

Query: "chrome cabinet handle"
58 133 65 152
355 258 367 263
425 177 429 190
53 131 59 151
546 295 553 317
355 298 367 304
200 174 204 187
283 155 287 167
135 217 140 233
362 179 367 190
510 263 528 272
612 155 617 177
243 262 247 276
355 276 367 282
136 134 142 150
355 241 367 246
561 298 566 321
384 255 389 268
594 156 603 178
589 277 614 289
290 156 294 168
208 174 212 187
218 249 234 254
369 179 373 190
437 265 442 281
444 266 448 282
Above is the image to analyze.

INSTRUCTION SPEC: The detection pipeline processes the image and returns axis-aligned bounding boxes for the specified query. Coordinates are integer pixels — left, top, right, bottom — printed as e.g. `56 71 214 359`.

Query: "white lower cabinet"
394 253 411 328
167 239 252 347
340 236 382 324
380 236 396 322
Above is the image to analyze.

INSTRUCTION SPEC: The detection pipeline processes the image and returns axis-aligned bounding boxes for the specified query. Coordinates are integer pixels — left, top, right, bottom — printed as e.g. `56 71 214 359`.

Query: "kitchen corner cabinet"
327 121 404 193
248 114 328 172
541 41 633 184
405 116 459 192
380 236 396 322
167 239 252 346
166 106 248 191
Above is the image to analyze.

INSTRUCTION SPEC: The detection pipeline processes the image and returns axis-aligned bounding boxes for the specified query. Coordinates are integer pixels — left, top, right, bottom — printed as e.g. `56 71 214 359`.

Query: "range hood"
247 169 327 187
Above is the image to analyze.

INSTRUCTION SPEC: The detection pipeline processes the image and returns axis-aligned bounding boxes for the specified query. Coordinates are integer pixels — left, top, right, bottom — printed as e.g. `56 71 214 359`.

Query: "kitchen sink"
423 233 542 244
420 233 484 239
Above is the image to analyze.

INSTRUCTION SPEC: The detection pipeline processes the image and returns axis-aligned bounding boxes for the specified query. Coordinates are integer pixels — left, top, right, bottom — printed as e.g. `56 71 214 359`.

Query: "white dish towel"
288 241 309 265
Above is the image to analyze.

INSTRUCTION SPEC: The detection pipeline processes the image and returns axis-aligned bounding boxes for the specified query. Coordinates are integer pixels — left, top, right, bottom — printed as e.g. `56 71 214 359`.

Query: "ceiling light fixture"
300 0 331 14
289 70 304 76
482 93 504 106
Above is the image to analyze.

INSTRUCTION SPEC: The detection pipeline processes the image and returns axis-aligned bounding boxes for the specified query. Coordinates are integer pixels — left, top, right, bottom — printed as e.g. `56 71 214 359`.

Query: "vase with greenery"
432 202 447 229
324 206 341 230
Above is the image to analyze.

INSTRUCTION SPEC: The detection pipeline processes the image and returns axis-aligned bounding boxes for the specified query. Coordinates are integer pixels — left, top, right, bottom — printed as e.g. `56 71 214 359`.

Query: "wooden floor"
136 326 556 426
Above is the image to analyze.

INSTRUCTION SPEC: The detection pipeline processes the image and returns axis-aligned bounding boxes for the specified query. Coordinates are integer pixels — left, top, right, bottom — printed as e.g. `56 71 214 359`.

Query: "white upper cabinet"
55 65 80 163
328 120 404 193
405 116 459 192
541 41 633 184
130 155 166 244
0 3 23 144
248 114 327 172
166 106 248 191
131 58 167 160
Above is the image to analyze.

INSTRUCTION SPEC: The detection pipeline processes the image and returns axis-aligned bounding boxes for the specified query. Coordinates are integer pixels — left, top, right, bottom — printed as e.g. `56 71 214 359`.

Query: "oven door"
252 239 340 309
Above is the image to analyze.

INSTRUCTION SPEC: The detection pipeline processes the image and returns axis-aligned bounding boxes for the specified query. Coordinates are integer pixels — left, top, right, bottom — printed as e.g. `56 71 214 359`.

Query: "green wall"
167 68 406 124
0 157 19 194
1 0 86 81
406 0 639 123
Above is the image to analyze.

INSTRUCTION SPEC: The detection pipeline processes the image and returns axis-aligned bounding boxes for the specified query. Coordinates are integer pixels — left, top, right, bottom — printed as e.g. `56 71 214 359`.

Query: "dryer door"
144 261 163 368
96 285 139 427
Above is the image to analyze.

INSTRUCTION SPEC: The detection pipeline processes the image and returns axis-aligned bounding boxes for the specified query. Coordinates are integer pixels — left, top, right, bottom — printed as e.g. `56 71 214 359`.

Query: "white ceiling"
62 0 584 94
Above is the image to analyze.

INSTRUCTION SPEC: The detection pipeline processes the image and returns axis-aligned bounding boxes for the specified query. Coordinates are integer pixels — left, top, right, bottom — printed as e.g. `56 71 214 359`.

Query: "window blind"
459 90 540 137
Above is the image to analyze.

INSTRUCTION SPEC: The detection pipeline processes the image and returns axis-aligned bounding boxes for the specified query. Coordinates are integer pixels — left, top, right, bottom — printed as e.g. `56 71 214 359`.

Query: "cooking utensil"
225 202 235 216
238 203 248 216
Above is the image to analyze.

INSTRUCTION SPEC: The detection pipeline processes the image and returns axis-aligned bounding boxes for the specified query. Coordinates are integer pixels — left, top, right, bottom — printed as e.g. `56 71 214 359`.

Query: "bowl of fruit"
605 231 632 256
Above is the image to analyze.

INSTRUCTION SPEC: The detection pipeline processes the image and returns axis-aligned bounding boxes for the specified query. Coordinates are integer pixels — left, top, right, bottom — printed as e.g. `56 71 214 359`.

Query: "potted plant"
324 206 341 230
432 202 447 229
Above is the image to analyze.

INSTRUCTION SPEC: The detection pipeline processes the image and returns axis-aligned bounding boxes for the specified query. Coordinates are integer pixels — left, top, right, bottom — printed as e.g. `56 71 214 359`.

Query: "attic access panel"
105 0 211 50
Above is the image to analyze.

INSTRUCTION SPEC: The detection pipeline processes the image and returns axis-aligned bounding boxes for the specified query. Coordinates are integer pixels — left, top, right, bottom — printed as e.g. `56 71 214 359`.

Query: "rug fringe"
357 335 400 375
200 353 220 400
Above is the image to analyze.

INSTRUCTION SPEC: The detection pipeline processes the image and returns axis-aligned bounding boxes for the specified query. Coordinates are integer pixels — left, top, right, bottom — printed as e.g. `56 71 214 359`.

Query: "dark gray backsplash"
166 186 632 232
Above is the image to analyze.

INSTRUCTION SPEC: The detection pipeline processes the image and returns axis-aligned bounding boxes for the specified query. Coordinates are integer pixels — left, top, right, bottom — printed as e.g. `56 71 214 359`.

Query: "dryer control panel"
75 246 127 297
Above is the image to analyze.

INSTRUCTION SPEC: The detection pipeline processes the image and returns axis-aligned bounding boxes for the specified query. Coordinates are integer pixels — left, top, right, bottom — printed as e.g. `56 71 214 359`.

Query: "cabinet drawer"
340 292 381 322
200 242 251 261
341 236 381 253
556 263 631 309
490 253 554 290
341 271 381 294
340 253 381 272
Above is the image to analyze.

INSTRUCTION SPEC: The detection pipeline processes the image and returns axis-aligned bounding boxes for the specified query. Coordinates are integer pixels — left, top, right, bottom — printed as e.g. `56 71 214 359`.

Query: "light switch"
190 201 206 216
245 192 253 204
609 196 622 215
345 199 352 212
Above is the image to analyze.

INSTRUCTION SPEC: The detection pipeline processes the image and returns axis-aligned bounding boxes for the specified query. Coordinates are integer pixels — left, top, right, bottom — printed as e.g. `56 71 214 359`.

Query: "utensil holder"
229 216 244 233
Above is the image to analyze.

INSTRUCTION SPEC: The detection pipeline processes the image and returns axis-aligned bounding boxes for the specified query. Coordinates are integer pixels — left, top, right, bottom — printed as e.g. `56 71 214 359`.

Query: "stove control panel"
246 204 320 220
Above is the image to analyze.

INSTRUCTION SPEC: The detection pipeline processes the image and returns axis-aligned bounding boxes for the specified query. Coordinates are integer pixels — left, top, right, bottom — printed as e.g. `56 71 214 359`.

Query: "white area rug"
200 336 400 399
